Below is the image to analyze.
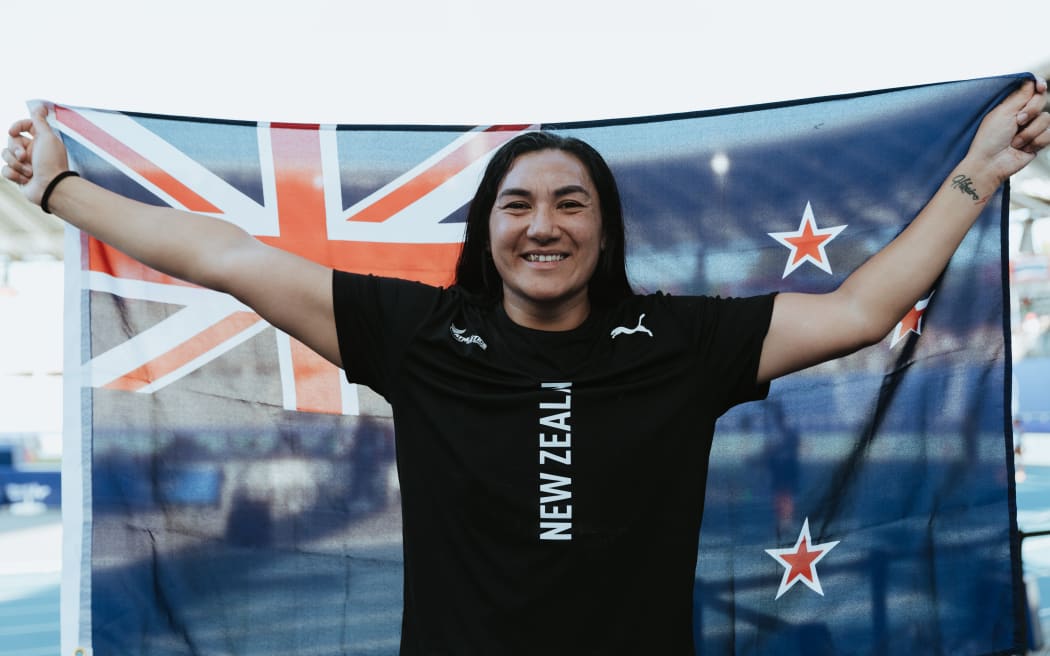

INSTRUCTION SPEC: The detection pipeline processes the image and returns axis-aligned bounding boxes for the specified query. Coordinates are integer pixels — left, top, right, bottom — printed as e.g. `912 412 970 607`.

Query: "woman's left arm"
757 77 1050 383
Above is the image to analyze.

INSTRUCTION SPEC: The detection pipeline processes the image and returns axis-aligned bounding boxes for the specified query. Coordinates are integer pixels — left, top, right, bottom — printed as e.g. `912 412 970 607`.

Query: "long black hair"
453 131 634 306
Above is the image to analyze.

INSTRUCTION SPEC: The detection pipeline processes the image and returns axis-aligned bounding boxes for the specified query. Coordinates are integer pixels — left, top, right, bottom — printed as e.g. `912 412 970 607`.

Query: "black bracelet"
40 170 80 214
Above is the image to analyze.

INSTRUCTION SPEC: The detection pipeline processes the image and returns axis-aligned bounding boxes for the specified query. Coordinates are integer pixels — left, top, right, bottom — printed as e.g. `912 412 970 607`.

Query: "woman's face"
488 149 604 329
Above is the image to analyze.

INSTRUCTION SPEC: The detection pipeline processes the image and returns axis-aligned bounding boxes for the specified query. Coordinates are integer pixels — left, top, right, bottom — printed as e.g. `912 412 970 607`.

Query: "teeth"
525 254 567 262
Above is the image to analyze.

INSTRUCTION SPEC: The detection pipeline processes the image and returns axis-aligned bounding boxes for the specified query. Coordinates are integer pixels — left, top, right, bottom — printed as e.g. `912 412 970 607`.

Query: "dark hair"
453 131 634 306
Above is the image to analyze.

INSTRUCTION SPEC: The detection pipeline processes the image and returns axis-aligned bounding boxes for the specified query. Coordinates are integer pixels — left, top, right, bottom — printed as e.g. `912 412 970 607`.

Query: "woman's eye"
503 201 529 210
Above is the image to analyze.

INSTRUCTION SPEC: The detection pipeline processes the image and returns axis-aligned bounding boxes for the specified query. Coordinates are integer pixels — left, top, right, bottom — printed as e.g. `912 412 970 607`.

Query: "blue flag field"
58 74 1027 655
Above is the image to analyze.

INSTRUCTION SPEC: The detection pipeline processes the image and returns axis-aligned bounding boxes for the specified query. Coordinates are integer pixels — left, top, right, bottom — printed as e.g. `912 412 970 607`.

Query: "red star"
765 517 839 599
768 202 847 278
890 292 934 348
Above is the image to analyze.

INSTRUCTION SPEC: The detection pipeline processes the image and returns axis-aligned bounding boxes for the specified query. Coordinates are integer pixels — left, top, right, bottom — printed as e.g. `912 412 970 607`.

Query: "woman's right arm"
3 105 341 367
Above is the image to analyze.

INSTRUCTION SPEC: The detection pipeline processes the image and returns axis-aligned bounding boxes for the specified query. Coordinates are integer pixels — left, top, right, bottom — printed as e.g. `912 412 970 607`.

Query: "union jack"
56 105 534 414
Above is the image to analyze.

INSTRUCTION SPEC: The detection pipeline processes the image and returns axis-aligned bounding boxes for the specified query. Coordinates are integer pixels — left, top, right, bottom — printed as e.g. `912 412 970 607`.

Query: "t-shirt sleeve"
331 270 442 398
691 292 777 413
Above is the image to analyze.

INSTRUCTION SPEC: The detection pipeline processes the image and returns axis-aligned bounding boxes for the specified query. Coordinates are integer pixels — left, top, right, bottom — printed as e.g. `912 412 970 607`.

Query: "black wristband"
40 170 80 214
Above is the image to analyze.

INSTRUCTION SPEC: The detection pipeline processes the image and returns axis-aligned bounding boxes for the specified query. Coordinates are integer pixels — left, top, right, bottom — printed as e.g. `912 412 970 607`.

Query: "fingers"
2 163 30 185
2 104 66 193
1 136 32 183
1010 78 1050 154
1000 79 1043 116
3 116 34 178
7 117 32 139
2 105 66 187
6 118 32 157
1016 80 1048 124
1013 110 1050 154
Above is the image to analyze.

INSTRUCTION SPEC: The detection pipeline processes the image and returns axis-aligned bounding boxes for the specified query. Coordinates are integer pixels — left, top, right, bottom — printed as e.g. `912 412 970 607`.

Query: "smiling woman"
487 150 606 329
453 131 634 324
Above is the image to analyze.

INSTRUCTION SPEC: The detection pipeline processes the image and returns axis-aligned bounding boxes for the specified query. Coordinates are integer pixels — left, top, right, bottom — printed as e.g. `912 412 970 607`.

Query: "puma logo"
610 313 653 339
450 324 487 350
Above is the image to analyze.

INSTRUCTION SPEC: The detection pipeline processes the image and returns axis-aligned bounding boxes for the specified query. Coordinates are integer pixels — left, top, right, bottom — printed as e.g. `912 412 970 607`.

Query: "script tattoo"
951 174 980 201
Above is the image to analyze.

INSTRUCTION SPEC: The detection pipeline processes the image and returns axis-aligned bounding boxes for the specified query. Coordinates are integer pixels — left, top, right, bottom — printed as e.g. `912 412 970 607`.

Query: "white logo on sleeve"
450 324 488 350
610 313 653 339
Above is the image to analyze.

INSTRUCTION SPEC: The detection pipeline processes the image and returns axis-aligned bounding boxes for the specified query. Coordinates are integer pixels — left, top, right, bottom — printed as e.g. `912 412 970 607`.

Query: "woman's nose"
526 205 557 241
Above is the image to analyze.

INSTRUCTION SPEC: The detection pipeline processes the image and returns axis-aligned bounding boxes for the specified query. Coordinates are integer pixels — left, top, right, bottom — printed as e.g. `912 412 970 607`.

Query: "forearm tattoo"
951 174 981 201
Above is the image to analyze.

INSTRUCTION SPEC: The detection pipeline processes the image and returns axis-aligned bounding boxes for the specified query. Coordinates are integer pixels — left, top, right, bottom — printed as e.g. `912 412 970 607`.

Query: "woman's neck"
501 295 591 331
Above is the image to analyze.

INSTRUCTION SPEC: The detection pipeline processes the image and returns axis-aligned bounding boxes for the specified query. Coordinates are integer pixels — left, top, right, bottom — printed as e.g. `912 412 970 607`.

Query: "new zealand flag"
59 74 1026 655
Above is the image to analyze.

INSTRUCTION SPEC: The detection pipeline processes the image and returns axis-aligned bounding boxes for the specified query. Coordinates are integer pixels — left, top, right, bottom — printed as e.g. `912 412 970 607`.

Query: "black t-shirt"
333 271 775 655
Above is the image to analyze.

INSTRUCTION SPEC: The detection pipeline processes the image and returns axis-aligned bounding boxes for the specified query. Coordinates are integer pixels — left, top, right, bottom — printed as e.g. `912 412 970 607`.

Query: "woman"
4 79 1049 654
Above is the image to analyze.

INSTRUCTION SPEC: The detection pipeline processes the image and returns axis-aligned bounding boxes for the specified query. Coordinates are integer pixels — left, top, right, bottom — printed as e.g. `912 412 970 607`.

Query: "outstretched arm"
2 104 341 367
757 78 1050 383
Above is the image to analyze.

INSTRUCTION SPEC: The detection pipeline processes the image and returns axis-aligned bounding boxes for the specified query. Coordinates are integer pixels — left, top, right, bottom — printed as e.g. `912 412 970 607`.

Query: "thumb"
19 102 72 205
27 101 56 139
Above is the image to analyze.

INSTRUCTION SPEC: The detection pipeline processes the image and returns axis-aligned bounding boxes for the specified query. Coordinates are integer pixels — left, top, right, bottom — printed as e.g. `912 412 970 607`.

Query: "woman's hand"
1 103 71 206
759 74 1049 383
965 77 1050 188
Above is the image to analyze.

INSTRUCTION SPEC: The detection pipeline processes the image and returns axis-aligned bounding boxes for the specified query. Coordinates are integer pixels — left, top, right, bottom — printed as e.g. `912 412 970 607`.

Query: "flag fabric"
59 74 1026 655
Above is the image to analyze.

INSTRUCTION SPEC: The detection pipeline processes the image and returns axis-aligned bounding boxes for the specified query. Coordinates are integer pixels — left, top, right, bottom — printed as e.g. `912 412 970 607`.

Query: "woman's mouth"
523 253 568 263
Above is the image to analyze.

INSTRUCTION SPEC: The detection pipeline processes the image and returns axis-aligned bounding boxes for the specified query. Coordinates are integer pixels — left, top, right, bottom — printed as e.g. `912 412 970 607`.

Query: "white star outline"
765 517 840 600
889 291 934 348
767 202 847 278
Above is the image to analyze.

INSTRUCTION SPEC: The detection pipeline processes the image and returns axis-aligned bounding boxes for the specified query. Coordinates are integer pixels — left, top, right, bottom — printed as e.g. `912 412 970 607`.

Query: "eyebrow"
496 185 592 200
